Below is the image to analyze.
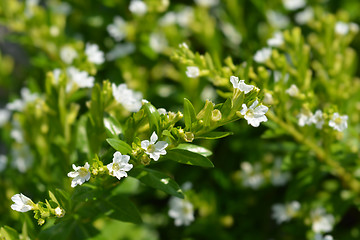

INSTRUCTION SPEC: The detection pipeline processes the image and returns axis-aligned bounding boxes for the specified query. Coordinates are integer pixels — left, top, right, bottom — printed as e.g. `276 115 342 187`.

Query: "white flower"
67 162 91 187
221 23 242 45
107 16 127 41
10 120 24 143
55 207 65 217
106 43 136 61
129 0 147 16
267 32 284 47
0 155 8 172
49 26 60 37
254 47 272 63
200 85 217 101
157 108 167 115
295 7 314 25
285 84 300 97
194 0 219 7
107 152 133 180
11 144 34 173
168 197 195 226
60 46 77 64
0 109 11 126
141 132 168 161
240 100 268 127
329 112 348 132
263 92 274 105
272 201 301 224
52 68 62 84
230 76 255 94
274 71 289 83
271 158 291 186
282 0 306 11
159 12 177 26
314 234 334 240
149 32 168 53
311 207 335 233
112 83 143 112
176 7 194 28
66 67 95 92
85 43 104 65
297 110 313 127
310 110 325 129
6 88 39 112
335 21 349 35
350 22 359 33
266 11 290 29
11 193 35 212
239 162 264 189
186 66 200 78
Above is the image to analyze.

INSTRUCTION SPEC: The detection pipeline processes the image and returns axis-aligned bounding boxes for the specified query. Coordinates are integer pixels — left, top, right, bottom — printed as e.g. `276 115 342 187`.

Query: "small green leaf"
176 144 212 157
100 195 142 224
104 114 122 138
202 100 214 127
143 101 160 133
165 149 214 168
196 132 233 139
48 190 59 205
220 98 232 118
106 138 132 155
183 98 197 131
130 168 184 198
0 226 19 240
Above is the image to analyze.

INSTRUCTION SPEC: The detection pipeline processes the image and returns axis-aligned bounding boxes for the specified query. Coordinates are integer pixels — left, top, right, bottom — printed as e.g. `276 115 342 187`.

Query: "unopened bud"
211 109 222 121
184 132 194 142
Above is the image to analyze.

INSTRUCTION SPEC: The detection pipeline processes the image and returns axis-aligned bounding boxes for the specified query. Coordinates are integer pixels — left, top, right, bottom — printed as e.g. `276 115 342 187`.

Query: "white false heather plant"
239 100 269 127
112 83 143 112
85 43 105 65
168 197 195 226
230 76 255 94
271 201 301 224
107 152 133 180
328 112 348 132
67 162 91 187
11 193 35 212
141 132 168 161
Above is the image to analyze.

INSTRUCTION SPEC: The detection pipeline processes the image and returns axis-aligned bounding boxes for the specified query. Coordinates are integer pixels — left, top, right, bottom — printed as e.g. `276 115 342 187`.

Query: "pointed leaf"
183 98 197 131
101 195 142 224
176 144 212 157
196 132 233 139
106 138 132 155
143 101 160 133
130 168 184 198
165 149 214 168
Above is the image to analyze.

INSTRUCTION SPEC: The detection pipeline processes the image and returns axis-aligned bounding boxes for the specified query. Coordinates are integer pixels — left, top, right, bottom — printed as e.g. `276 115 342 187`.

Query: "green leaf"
48 190 59 205
196 132 233 139
176 143 212 157
100 195 142 224
104 114 122 138
106 138 132 155
165 149 214 168
220 98 232 118
202 100 214 127
130 168 184 198
0 226 19 240
183 98 197 131
143 101 160 133
39 219 76 240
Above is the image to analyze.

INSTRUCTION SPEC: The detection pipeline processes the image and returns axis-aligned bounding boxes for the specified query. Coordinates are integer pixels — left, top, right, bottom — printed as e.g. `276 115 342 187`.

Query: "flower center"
246 110 254 118
147 144 156 153
78 167 88 177
112 163 120 171
334 117 342 125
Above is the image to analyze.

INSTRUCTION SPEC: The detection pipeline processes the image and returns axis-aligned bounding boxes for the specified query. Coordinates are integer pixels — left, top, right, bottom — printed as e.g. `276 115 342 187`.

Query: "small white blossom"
106 43 136 61
311 207 335 233
168 197 195 226
240 100 268 127
107 152 133 180
221 23 242 45
159 12 177 26
49 26 60 37
266 11 290 29
267 32 284 47
6 88 39 112
329 112 348 132
282 0 306 11
239 162 264 189
186 66 200 78
263 92 274 105
112 83 143 112
230 76 255 94
55 207 65 217
11 144 34 173
295 7 314 25
149 32 168 53
129 0 147 16
286 84 300 97
314 234 334 240
335 21 349 35
66 67 95 91
52 68 62 84
254 47 272 63
176 7 194 28
60 46 78 64
274 71 289 83
141 132 168 161
271 158 291 186
0 109 11 126
272 201 301 224
350 22 359 33
11 193 35 212
0 155 8 172
85 43 104 65
10 120 24 143
194 0 219 7
67 162 91 187
310 110 325 129
107 16 127 41
157 108 167 115
297 110 313 127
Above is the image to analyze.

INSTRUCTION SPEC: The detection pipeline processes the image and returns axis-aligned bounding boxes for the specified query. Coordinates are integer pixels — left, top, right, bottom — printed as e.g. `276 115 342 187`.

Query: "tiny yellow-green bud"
140 155 151 165
211 109 222 121
184 132 194 142
38 218 45 226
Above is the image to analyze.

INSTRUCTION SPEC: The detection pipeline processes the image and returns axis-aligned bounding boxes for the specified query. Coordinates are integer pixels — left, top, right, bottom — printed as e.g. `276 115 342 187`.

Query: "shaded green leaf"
0 226 19 240
130 168 184 198
176 143 212 157
183 98 197 131
165 149 214 168
196 131 233 139
106 138 132 155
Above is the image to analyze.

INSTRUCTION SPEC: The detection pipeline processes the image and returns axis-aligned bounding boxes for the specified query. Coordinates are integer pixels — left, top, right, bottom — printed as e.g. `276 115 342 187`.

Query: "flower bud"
184 132 194 142
211 109 222 121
